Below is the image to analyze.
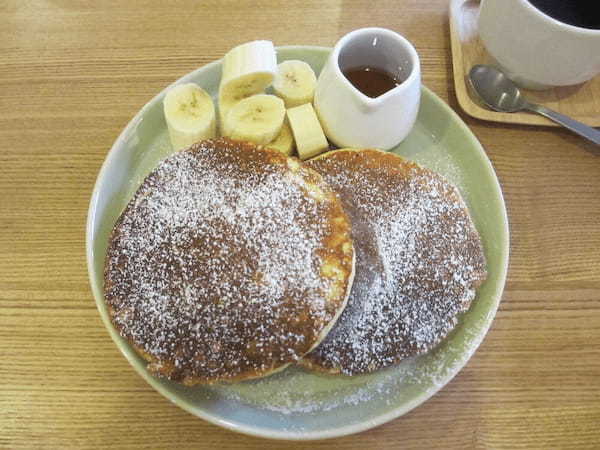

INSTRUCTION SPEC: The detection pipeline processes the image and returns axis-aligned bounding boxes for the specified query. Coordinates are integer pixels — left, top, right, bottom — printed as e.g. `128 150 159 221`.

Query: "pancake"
104 138 354 385
301 149 487 375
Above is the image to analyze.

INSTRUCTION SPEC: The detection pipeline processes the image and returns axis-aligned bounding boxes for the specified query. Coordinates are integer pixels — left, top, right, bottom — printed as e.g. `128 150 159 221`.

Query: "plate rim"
86 45 509 440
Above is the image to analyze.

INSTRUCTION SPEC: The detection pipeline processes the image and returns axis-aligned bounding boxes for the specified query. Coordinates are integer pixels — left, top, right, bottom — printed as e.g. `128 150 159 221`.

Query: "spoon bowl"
468 65 526 113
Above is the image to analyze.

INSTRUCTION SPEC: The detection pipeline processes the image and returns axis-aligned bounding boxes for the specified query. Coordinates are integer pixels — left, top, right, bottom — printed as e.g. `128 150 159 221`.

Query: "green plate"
86 46 509 440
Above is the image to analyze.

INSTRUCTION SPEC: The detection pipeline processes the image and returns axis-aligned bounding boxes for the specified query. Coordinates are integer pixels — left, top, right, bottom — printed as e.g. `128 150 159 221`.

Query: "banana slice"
286 103 329 160
223 94 285 145
163 83 216 151
267 119 295 155
218 40 277 127
273 60 317 108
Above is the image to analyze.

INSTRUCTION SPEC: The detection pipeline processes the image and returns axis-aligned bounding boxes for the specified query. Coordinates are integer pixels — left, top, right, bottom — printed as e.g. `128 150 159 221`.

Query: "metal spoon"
468 64 600 146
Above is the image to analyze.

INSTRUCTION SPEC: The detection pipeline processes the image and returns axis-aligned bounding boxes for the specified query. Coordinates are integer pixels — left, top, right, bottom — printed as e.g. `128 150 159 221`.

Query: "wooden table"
2 1 599 448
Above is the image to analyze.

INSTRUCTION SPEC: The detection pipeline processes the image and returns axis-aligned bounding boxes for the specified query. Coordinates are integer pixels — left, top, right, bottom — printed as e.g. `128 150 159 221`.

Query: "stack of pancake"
104 138 486 385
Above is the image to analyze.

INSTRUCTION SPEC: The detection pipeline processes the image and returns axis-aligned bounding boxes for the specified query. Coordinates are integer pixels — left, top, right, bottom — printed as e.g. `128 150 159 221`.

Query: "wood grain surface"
1 1 599 448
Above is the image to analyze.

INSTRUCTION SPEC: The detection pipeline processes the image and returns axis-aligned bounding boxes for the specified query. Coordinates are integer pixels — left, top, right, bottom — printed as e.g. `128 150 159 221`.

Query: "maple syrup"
343 66 404 98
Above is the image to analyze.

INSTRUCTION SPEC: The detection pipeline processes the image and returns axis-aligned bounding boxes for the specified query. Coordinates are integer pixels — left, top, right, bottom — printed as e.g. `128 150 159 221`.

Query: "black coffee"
527 0 600 30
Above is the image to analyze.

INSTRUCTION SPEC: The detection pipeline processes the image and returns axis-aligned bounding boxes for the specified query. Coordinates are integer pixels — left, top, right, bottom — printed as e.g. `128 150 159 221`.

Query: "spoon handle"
525 103 600 146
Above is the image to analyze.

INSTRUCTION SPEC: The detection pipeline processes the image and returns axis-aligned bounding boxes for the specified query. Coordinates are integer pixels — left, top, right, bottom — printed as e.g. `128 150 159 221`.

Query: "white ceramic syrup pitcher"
314 28 421 150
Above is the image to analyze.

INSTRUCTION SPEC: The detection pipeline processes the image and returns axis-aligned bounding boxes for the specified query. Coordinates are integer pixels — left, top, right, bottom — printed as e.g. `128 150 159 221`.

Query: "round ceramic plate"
86 46 509 440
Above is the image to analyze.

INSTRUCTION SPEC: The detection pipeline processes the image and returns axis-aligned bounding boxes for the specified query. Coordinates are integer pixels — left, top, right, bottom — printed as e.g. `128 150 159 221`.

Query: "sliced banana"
223 94 285 145
286 103 329 160
163 83 216 151
273 60 317 108
218 40 277 127
266 119 295 155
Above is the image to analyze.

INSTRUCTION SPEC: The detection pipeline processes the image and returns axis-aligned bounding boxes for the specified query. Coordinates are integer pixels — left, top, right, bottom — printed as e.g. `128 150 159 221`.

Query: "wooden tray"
449 0 600 127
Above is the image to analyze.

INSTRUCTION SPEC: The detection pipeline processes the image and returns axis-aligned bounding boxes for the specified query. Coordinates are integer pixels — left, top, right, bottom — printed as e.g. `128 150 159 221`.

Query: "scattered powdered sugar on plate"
410 143 464 189
207 315 490 417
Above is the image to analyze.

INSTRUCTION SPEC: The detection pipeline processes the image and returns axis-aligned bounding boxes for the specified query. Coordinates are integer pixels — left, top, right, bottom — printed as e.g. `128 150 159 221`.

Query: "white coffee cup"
478 0 600 90
314 28 421 150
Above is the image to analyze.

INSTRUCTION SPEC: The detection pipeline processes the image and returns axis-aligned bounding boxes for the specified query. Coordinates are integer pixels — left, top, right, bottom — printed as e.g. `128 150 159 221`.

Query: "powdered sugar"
104 139 351 383
304 150 486 375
